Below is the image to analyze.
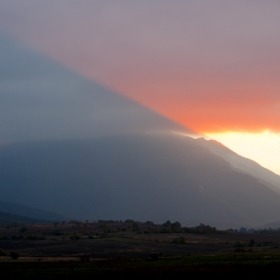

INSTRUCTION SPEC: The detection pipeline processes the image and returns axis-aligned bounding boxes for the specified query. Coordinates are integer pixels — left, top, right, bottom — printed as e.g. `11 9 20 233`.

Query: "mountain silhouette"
1 35 280 228
1 134 280 228
0 200 66 222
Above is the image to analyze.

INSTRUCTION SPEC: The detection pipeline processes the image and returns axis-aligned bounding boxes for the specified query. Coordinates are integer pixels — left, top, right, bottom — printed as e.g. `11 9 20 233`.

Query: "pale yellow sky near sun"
205 131 280 176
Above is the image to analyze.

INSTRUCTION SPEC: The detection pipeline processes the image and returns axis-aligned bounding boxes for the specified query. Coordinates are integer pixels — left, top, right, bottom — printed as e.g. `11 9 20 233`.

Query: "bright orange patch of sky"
102 83 279 134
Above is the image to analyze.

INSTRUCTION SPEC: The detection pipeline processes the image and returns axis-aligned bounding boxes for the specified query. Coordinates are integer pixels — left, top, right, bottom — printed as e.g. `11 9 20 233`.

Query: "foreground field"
2 254 280 277
1 221 280 258
2 220 280 276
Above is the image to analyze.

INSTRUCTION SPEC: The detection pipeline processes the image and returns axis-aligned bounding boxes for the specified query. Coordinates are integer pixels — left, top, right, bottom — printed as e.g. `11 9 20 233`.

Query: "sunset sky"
0 1 280 174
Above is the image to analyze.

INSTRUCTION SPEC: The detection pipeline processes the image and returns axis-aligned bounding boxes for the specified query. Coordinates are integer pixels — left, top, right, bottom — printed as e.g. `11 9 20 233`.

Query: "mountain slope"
1 133 280 228
196 138 280 195
0 211 55 226
0 200 66 221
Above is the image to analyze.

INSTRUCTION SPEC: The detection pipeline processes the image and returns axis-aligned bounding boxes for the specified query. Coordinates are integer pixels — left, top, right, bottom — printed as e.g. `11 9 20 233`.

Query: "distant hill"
0 200 66 222
259 221 280 229
0 211 53 226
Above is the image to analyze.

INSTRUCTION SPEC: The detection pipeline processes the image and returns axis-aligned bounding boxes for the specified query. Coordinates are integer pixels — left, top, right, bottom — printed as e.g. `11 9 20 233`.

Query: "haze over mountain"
0 35 194 144
1 35 280 229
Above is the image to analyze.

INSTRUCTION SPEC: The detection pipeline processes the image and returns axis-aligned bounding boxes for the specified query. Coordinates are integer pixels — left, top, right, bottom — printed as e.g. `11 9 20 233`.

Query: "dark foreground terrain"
2 254 280 278
2 220 280 277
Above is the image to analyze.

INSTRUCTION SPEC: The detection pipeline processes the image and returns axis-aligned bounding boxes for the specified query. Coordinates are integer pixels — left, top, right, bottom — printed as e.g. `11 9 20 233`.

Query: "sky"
0 0 280 174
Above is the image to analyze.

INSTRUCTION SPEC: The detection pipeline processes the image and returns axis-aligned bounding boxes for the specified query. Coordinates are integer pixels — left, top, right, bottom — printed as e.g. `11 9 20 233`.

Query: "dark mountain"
0 211 55 226
260 221 280 229
1 133 280 229
0 200 66 222
2 35 280 229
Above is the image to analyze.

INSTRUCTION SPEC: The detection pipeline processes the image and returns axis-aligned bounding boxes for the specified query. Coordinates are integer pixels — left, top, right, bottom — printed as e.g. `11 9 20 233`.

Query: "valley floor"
2 254 280 277
2 221 280 276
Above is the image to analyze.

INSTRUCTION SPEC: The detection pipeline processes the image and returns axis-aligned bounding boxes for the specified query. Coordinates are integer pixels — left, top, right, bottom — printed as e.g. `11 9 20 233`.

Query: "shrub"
234 247 245 253
19 226 28 234
0 248 6 256
70 234 81 240
10 252 19 260
172 237 186 244
132 222 141 234
80 256 90 262
52 230 63 236
233 241 245 247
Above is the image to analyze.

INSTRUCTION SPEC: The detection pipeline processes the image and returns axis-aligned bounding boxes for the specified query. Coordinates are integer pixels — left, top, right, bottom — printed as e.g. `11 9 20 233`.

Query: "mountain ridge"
195 137 280 194
0 200 67 222
0 211 57 226
1 134 280 229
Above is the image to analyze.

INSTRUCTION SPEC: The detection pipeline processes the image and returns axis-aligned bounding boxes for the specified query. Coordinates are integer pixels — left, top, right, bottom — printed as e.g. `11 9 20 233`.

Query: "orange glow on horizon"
95 82 280 135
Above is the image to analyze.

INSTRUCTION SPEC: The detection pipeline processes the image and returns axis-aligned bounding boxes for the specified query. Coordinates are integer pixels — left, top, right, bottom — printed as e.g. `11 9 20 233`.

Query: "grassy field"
2 254 280 277
1 220 280 276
